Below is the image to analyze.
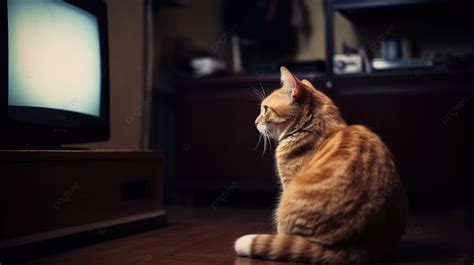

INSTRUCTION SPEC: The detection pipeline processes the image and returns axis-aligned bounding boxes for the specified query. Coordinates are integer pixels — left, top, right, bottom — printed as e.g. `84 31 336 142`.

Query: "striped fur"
236 67 408 264
235 234 368 264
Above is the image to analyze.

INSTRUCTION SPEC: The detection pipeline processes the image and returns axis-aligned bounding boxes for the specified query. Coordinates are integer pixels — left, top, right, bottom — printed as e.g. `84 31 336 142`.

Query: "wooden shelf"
332 69 474 95
332 0 445 10
173 72 326 90
0 150 166 247
334 67 474 80
335 1 470 24
0 149 163 161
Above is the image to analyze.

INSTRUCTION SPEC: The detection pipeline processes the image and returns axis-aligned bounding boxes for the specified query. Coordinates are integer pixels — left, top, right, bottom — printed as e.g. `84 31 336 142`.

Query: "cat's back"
302 124 394 177
286 124 407 251
330 124 389 154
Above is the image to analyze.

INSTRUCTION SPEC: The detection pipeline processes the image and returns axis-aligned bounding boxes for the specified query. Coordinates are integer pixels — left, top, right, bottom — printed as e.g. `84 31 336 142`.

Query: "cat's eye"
263 105 269 114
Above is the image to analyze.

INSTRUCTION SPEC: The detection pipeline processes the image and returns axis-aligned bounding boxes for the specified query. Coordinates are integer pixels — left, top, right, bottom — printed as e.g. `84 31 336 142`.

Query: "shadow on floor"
386 240 455 263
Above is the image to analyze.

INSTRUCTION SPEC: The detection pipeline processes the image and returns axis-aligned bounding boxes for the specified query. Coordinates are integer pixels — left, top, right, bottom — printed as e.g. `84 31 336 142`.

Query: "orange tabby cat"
235 67 408 264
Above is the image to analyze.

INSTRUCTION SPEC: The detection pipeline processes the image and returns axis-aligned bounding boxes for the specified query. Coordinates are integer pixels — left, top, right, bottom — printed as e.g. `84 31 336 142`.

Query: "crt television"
0 0 109 148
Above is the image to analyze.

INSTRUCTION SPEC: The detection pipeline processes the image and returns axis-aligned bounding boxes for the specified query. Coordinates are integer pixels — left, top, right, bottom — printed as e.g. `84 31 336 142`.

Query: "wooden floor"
27 207 473 265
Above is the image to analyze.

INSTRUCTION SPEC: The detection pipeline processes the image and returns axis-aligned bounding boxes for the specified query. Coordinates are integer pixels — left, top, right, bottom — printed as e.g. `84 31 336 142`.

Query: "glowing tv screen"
1 0 109 146
8 0 101 117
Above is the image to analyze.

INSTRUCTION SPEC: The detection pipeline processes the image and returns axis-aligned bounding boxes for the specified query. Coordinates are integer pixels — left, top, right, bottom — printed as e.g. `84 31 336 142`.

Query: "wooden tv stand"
0 150 166 257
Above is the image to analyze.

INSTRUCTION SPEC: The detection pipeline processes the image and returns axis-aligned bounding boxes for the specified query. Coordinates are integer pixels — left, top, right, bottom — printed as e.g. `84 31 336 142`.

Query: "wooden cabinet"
172 71 473 209
0 150 166 252
333 73 474 209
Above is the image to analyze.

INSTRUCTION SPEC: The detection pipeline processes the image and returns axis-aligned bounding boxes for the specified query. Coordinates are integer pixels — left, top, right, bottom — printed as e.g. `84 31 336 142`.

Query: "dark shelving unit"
323 0 474 210
325 0 474 81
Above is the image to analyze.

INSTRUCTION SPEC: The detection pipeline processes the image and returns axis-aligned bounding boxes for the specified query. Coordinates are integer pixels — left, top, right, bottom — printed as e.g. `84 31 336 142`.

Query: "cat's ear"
280 66 304 100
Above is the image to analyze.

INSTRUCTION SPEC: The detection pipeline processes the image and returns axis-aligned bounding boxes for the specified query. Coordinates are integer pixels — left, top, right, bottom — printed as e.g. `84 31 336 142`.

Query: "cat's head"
255 66 339 142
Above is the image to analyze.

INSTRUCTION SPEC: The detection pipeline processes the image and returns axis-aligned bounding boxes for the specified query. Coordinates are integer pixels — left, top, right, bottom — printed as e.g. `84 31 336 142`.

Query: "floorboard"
26 207 473 265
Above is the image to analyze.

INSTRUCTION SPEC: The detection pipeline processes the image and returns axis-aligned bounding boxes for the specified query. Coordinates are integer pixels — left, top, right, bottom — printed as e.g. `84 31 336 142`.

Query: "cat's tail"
234 234 368 264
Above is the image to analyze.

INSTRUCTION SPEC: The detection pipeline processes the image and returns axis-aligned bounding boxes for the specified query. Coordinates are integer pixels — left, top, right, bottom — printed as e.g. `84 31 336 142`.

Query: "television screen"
8 0 101 117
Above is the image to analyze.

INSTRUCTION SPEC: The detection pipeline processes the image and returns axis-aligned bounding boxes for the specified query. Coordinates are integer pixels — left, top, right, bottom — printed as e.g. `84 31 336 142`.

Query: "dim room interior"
1 0 473 264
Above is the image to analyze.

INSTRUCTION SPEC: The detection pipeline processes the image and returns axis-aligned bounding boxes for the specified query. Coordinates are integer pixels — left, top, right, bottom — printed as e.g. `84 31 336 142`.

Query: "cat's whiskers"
265 127 273 150
253 133 262 151
250 91 261 102
251 85 265 101
262 131 267 157
257 79 266 98
253 78 272 157
257 126 274 157
255 125 267 157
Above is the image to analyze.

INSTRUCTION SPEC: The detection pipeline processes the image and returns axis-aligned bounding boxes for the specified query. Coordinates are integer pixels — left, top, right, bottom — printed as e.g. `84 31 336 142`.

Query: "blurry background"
85 0 474 210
